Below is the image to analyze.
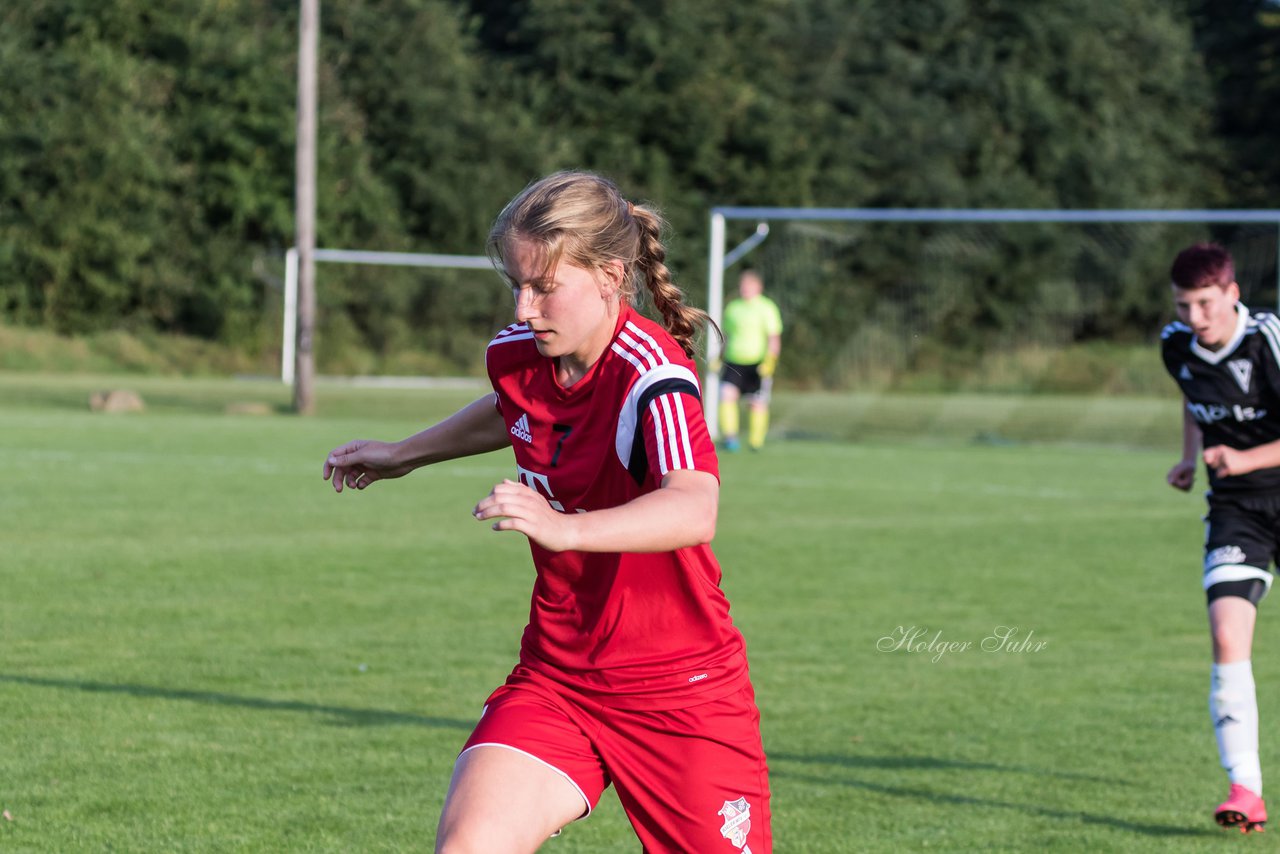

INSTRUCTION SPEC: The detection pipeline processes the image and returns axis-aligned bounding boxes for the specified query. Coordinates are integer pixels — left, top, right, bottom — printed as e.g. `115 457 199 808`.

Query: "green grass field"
2 372 1273 852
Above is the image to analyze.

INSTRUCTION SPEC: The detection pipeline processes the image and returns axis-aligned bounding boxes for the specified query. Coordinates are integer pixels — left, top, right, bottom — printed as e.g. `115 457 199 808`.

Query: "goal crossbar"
282 247 492 383
711 207 1280 224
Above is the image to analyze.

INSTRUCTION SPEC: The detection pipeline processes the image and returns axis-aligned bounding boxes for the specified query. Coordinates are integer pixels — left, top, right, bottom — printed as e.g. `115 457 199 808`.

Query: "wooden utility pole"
293 0 318 414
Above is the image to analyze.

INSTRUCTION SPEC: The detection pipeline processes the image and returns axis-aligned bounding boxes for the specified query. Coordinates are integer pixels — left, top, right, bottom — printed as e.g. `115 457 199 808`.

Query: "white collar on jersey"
1191 301 1249 365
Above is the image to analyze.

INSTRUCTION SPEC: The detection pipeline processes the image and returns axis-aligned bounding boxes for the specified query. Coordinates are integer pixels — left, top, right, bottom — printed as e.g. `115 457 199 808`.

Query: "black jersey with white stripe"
1161 302 1280 494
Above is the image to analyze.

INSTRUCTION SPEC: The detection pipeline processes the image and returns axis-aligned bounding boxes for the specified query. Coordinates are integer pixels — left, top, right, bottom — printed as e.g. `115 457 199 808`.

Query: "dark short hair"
1170 243 1235 290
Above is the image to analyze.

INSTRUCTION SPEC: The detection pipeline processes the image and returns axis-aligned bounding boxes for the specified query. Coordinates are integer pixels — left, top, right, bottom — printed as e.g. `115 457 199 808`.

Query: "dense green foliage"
1 1 1277 375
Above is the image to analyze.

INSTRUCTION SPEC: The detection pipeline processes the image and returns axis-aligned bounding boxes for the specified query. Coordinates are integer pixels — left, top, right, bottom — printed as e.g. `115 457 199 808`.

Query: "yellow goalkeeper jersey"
722 295 782 365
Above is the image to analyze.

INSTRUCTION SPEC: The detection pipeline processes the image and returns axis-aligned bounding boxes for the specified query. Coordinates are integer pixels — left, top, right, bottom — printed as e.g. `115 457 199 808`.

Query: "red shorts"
461 666 772 853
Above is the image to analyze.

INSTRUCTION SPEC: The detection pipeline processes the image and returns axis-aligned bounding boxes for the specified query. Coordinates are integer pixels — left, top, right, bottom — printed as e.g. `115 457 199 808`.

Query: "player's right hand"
1166 459 1196 491
323 439 414 493
1203 444 1255 479
472 478 578 552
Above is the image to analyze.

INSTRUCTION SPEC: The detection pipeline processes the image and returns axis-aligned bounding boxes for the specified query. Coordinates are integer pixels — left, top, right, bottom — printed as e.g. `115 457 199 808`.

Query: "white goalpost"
280 246 492 384
705 207 1280 439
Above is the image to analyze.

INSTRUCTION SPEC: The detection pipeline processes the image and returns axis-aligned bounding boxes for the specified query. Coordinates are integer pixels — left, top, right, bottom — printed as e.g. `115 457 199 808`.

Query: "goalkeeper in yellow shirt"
717 269 783 451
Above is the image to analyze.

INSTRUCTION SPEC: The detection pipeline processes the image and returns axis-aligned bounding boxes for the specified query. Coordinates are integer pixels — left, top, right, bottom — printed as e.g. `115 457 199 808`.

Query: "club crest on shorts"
1206 545 1248 570
717 796 752 849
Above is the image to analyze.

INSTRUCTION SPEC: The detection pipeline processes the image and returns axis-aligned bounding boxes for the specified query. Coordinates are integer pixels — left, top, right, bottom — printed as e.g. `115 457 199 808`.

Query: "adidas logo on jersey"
510 413 533 443
1179 364 1193 381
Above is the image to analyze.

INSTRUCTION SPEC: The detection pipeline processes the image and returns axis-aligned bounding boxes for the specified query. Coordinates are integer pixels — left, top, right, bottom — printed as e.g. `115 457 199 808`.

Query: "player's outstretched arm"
1203 439 1280 480
473 469 718 553
324 395 510 493
1167 400 1201 491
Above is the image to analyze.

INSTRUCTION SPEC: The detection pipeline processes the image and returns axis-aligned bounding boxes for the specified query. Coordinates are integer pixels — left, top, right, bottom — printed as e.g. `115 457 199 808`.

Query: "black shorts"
720 361 763 397
1203 492 1280 604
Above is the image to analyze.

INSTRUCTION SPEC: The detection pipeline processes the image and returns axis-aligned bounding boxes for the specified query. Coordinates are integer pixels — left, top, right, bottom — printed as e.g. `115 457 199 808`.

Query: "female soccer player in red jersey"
323 171 771 853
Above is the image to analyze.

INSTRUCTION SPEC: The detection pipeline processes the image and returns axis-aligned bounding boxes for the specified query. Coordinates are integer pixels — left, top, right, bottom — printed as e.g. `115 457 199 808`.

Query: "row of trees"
1 0 1278 375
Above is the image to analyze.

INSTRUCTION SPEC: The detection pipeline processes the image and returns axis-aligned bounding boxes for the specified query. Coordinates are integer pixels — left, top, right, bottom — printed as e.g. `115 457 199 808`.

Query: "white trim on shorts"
1203 563 1274 592
457 743 592 820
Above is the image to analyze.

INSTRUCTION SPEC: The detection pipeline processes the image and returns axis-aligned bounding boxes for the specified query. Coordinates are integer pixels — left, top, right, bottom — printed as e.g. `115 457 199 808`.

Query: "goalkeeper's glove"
759 353 778 378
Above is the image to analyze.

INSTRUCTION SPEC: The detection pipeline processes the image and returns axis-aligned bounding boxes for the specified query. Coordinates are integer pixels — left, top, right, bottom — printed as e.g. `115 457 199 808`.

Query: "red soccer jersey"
485 306 749 709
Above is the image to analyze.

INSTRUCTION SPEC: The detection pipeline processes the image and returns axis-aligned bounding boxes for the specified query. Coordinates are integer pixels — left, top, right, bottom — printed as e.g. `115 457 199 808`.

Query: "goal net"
705 209 1280 441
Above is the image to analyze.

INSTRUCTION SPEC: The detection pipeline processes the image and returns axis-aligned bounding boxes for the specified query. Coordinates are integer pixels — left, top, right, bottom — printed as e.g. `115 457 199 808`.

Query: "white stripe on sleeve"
613 363 702 470
1258 315 1280 370
618 329 662 371
648 399 670 475
658 394 682 471
624 321 670 364
611 342 648 373
671 393 695 468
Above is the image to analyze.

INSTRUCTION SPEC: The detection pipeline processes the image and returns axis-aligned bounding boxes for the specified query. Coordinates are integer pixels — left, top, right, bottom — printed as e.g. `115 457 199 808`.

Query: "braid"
630 205 709 358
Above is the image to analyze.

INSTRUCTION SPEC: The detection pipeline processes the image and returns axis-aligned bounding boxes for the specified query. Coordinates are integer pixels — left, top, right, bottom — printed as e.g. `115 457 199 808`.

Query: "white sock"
1211 660 1263 795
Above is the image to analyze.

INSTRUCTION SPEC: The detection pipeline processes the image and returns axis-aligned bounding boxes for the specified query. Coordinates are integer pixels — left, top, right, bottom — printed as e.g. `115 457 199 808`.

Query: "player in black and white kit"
1162 242 1280 833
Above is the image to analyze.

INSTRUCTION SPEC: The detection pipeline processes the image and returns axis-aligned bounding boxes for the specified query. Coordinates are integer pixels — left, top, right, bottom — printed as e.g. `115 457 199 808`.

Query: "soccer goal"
280 247 500 386
704 208 1280 439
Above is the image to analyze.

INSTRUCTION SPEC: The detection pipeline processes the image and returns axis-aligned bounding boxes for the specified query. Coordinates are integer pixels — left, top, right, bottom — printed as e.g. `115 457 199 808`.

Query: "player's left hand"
473 479 577 552
1166 459 1196 491
1203 445 1254 479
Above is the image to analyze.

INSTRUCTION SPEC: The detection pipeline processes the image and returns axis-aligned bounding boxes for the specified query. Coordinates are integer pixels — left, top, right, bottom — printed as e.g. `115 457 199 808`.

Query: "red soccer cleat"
1216 783 1267 833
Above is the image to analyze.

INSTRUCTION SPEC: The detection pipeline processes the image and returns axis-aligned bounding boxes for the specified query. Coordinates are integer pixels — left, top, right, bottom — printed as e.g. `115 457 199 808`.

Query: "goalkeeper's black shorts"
720 361 763 396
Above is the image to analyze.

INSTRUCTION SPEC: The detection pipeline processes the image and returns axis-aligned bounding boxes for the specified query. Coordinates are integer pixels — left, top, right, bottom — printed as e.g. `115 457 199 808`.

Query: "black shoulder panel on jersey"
628 378 702 485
